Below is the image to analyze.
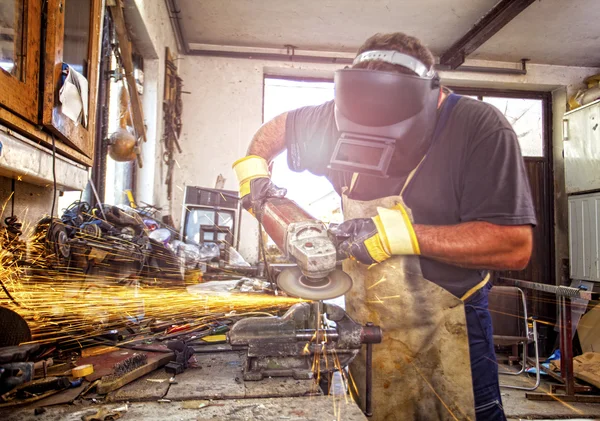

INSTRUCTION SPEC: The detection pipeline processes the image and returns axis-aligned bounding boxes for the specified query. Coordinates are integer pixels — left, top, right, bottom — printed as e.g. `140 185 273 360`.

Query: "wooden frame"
43 0 103 158
0 0 42 123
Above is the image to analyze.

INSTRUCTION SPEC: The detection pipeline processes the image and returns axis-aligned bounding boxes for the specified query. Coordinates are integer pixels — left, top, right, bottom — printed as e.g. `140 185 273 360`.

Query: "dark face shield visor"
331 65 440 177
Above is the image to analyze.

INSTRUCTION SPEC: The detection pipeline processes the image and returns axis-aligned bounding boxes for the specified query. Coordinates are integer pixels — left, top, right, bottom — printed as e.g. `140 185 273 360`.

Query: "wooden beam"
109 2 147 144
439 0 536 69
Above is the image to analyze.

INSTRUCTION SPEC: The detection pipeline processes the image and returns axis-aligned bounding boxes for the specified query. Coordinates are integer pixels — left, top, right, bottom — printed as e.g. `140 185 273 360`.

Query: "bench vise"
228 302 382 381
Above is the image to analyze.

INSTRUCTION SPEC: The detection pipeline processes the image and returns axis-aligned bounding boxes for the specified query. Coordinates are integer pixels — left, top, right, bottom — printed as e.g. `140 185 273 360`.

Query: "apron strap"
460 272 490 302
401 93 462 196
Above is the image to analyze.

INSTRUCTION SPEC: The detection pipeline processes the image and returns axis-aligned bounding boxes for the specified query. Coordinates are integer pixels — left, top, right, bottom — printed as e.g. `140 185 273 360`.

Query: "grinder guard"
259 197 352 299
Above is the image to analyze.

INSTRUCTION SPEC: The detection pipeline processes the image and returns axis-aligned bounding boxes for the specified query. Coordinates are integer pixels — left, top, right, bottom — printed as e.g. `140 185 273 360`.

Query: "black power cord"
257 219 277 294
50 134 57 218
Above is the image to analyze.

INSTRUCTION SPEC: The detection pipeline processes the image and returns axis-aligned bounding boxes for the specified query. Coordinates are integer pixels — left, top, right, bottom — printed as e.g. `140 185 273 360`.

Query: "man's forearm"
413 221 532 271
247 112 288 161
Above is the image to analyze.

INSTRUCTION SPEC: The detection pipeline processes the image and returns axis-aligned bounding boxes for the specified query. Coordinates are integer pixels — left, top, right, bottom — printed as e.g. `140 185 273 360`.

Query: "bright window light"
263 77 342 224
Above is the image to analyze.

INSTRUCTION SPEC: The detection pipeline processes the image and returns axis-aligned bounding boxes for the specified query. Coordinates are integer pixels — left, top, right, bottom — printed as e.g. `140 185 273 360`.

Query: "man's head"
330 32 441 178
353 32 435 75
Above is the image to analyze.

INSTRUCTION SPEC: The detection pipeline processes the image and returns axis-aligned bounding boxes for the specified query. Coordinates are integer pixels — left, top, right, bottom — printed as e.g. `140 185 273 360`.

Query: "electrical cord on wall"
0 280 21 307
50 134 57 218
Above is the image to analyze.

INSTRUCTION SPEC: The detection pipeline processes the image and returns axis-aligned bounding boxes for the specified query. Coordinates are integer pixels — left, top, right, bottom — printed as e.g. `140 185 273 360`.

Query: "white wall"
177 55 600 264
126 0 178 216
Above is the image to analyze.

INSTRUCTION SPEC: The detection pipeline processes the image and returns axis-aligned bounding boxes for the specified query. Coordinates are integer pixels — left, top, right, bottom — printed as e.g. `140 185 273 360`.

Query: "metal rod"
295 330 338 341
564 296 575 396
365 322 374 417
497 277 594 300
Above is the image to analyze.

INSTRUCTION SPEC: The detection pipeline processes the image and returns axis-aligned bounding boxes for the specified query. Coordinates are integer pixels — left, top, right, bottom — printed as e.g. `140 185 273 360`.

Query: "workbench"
0 349 367 421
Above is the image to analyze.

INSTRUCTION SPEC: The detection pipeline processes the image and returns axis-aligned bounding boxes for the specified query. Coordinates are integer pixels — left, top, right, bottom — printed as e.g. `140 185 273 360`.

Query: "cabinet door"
42 0 102 158
564 102 600 194
0 0 41 122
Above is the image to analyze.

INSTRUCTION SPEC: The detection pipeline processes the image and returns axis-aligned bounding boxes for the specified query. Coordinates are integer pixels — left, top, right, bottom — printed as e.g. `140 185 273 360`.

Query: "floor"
2 359 600 420
501 364 600 420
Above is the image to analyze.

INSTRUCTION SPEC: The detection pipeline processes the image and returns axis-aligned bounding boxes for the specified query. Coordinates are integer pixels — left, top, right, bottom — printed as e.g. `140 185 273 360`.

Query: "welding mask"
331 50 441 177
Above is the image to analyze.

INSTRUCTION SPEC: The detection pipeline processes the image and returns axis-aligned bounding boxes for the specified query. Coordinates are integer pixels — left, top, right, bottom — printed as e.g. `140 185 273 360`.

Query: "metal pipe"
365 322 374 417
189 46 528 76
188 48 353 65
295 329 338 341
165 0 189 53
564 297 575 396
437 59 528 76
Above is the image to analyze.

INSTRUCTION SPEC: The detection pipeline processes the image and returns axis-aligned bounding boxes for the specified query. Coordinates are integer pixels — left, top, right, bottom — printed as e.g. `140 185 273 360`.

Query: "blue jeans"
465 283 507 421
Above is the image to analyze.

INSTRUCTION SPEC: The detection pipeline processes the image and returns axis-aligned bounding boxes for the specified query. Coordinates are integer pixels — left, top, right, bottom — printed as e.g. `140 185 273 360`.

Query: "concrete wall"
176 54 600 266
175 57 341 262
125 0 178 216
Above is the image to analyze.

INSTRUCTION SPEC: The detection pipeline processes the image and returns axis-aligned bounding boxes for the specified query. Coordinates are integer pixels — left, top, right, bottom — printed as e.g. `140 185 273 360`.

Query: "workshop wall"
0 176 57 239
123 0 178 217
176 57 340 262
177 54 600 264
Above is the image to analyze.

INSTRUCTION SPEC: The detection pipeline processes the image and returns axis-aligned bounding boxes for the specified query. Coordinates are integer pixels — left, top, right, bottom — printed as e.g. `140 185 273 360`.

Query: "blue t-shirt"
285 96 537 297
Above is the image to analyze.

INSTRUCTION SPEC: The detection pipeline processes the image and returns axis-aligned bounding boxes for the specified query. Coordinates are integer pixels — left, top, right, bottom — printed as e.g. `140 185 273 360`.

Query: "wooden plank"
28 380 89 407
165 352 246 400
106 368 171 402
0 107 93 166
109 2 147 144
75 349 171 382
96 353 173 394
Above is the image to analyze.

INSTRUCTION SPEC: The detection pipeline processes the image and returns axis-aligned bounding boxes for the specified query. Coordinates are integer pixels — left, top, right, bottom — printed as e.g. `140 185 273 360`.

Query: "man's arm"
414 222 532 270
247 112 288 161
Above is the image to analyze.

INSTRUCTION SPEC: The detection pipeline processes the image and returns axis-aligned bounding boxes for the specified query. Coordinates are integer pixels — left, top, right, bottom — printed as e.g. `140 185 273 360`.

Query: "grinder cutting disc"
277 267 352 300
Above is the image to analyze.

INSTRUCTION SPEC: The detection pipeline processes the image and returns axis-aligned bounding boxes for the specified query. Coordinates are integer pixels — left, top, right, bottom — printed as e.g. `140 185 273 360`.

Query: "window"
263 77 341 224
454 91 546 157
0 0 26 79
0 0 41 122
482 97 544 157
184 207 235 247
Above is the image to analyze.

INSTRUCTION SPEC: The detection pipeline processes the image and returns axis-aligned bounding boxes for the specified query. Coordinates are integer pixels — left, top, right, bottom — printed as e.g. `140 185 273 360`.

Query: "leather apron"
342 94 476 421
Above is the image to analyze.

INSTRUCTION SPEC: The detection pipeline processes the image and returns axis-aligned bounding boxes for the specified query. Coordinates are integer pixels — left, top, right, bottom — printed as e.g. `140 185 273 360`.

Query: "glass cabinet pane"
0 0 26 80
63 0 91 76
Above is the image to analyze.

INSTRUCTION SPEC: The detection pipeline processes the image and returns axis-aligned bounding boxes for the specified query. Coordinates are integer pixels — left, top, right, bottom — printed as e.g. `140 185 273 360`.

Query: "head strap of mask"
331 50 440 177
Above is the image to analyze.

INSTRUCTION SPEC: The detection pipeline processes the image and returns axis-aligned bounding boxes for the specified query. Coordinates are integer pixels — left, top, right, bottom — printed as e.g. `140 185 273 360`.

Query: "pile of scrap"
0 306 270 411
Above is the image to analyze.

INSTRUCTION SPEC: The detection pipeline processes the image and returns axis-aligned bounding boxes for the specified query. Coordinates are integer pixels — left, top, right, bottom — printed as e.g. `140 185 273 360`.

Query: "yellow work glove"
333 203 420 265
232 155 286 215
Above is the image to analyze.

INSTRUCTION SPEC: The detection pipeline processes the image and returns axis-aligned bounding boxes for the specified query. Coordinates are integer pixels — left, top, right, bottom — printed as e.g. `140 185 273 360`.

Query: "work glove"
332 203 420 265
232 155 287 215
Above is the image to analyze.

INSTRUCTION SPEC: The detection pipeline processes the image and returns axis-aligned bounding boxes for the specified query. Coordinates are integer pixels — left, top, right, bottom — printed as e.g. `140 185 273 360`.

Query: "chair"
488 285 541 391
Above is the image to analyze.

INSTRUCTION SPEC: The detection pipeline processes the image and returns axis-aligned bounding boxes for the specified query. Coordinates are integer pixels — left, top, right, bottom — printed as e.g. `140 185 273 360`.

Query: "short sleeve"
285 100 338 176
460 126 537 227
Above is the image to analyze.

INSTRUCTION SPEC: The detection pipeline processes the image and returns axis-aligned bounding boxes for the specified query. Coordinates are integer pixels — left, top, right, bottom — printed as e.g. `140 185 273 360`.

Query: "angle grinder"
259 197 352 300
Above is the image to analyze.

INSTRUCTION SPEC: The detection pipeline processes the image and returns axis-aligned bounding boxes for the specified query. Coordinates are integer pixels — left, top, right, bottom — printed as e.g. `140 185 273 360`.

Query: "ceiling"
173 0 600 67
471 0 600 67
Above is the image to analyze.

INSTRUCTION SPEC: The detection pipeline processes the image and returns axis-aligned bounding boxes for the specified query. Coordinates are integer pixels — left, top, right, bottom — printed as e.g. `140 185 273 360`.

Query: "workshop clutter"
27 200 223 285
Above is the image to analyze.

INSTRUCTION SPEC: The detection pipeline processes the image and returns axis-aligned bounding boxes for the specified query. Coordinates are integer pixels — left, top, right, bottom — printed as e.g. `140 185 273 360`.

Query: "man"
233 33 535 420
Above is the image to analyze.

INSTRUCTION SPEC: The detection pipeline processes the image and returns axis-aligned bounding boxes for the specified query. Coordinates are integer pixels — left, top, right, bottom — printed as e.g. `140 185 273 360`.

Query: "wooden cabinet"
0 0 103 165
0 0 42 122
43 0 102 158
